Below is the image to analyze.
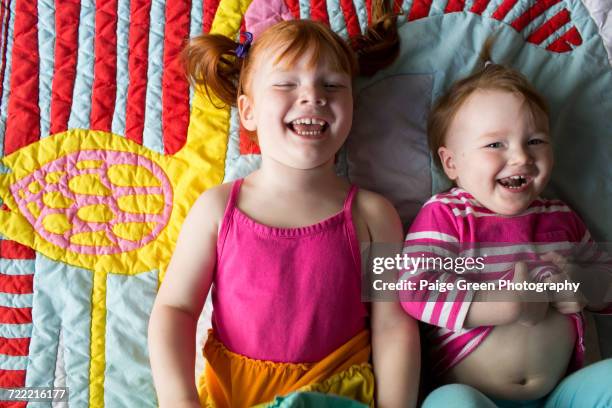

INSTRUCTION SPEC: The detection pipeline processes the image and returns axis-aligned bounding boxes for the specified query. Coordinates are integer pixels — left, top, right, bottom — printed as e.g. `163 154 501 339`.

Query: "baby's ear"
238 94 257 131
438 146 458 181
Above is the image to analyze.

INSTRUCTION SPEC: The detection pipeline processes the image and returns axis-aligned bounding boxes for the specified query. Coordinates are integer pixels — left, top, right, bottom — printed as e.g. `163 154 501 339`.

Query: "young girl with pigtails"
148 2 420 407
401 40 612 407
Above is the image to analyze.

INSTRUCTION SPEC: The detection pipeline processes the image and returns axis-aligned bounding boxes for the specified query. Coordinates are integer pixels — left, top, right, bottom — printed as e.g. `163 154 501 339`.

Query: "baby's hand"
541 252 586 314
513 261 549 326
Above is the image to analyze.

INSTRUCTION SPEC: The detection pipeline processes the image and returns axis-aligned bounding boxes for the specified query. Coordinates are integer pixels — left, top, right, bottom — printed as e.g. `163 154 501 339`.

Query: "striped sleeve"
569 212 612 314
399 199 476 331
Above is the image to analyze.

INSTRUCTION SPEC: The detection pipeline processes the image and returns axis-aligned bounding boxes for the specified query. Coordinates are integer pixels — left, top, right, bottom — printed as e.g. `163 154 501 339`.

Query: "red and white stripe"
0 241 34 407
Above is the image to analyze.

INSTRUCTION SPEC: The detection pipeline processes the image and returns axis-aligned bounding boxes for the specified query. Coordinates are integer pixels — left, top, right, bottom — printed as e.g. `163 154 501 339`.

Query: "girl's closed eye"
324 82 347 90
273 82 296 89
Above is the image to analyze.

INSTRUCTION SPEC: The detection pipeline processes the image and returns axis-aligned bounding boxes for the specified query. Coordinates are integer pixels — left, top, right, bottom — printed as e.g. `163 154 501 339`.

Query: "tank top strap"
226 178 243 210
342 185 361 270
217 179 243 257
342 184 359 214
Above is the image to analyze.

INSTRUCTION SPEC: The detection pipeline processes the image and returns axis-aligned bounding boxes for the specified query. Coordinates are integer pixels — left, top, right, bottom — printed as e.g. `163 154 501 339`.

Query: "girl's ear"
238 94 257 131
438 146 458 181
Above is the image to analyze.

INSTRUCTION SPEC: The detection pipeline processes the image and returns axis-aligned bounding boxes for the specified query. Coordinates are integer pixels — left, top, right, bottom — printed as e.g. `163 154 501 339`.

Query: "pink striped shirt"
400 188 611 376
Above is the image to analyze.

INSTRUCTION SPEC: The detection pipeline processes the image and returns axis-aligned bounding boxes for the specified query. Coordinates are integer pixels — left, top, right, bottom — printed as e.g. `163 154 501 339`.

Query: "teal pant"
422 359 612 408
268 392 367 408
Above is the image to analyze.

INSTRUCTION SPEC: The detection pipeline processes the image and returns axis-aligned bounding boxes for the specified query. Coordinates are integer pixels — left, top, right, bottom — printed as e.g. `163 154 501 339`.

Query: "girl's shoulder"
353 188 403 243
354 188 397 215
189 181 235 231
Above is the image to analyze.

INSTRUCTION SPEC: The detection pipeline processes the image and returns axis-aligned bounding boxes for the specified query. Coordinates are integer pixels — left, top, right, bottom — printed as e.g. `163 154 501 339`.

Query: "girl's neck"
252 157 344 195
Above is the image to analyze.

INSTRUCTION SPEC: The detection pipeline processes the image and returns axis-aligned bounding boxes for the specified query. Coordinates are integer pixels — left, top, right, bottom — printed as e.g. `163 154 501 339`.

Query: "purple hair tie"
235 32 253 58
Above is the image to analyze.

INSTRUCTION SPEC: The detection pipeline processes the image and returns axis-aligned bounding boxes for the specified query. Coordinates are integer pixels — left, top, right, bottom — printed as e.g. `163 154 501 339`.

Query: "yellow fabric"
0 129 221 276
89 270 107 408
181 0 253 276
197 330 374 408
0 129 233 408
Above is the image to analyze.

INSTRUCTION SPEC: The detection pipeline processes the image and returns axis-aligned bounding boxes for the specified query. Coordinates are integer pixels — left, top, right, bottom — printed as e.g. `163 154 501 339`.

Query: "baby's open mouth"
287 118 329 137
497 175 530 189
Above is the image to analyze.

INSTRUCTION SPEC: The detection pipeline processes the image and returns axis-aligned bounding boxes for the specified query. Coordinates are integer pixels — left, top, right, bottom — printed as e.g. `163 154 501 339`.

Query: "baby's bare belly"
443 309 576 400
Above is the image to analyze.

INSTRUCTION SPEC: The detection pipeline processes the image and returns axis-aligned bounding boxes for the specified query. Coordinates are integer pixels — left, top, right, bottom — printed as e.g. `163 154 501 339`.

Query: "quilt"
0 0 610 406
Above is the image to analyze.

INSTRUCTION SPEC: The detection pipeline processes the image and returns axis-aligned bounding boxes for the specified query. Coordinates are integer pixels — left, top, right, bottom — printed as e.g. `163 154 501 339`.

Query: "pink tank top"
211 179 367 363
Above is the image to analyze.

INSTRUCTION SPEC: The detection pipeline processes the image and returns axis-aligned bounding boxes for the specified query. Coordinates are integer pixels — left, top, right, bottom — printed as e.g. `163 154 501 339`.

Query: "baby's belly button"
447 359 562 400
445 314 575 398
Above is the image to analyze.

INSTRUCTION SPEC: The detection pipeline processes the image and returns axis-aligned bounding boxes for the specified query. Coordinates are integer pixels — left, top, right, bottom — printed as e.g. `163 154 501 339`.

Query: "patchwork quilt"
0 0 610 406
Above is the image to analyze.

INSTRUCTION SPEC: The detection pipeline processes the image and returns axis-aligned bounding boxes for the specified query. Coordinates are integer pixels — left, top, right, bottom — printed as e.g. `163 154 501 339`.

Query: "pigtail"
353 0 400 76
476 35 549 118
478 34 498 70
182 34 244 107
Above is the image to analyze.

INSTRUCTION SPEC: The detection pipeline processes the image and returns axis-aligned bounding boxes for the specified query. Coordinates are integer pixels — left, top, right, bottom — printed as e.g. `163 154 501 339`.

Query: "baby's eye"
485 142 503 148
273 83 295 88
527 138 547 145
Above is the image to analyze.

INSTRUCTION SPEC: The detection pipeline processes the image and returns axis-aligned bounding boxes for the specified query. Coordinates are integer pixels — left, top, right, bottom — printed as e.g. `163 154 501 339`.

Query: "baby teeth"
498 174 529 189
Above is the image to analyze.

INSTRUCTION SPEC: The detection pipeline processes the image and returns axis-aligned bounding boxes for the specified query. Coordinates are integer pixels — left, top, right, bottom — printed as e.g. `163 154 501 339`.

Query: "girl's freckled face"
238 49 353 170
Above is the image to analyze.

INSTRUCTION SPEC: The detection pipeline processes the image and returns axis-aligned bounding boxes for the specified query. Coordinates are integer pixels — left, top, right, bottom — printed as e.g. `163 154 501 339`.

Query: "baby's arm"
537 211 612 314
147 185 229 408
465 262 549 327
359 192 420 408
402 201 547 330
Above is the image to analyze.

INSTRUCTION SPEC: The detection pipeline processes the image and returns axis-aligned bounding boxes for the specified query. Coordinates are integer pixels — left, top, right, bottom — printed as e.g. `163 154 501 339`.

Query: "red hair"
182 0 399 107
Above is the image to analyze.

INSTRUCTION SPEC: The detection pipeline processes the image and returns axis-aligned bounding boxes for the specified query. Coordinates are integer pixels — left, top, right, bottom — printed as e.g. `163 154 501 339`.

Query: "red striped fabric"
527 9 570 44
393 0 403 13
366 0 372 24
0 401 27 408
0 0 10 107
0 241 35 260
492 0 518 21
203 0 221 33
90 0 118 132
4 0 40 155
0 306 31 324
470 0 491 14
162 0 190 155
124 0 152 145
445 0 465 13
0 0 5 58
310 0 329 24
0 337 29 356
239 124 260 155
511 0 561 31
239 17 246 41
0 275 33 294
408 0 433 21
49 0 80 135
546 26 581 52
0 369 25 388
340 0 361 38
284 0 300 18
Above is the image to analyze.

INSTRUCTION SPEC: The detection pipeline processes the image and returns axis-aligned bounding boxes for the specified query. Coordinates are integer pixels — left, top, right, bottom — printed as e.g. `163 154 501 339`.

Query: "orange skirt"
197 330 374 408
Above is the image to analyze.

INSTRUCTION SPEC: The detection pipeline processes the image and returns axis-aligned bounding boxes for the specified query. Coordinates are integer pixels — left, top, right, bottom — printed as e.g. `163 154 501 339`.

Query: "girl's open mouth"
497 175 532 190
287 118 329 138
